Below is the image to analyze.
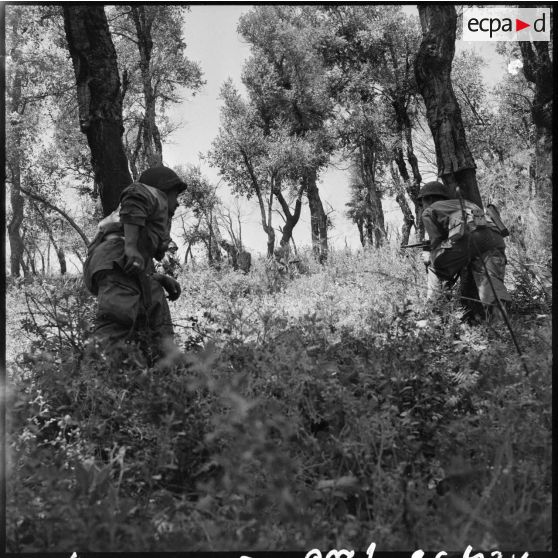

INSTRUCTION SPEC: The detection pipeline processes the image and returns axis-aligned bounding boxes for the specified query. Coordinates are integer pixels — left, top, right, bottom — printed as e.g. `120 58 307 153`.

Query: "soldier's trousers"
428 247 511 320
92 269 173 354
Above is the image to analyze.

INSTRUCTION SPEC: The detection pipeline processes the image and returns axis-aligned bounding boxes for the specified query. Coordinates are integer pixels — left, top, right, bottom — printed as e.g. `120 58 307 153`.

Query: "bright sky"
163 5 509 256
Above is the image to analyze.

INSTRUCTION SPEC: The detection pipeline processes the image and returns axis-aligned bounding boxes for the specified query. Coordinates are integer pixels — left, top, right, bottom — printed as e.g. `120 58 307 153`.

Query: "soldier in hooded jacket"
84 166 186 355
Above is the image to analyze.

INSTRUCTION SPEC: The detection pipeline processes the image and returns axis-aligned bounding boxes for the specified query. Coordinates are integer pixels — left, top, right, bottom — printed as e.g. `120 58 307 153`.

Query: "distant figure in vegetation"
237 249 251 273
84 166 186 358
272 244 303 275
220 239 252 273
419 181 511 321
158 240 181 278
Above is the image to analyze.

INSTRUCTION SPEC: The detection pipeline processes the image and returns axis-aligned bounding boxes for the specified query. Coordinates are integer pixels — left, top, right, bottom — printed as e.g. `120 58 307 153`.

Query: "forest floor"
6 247 552 552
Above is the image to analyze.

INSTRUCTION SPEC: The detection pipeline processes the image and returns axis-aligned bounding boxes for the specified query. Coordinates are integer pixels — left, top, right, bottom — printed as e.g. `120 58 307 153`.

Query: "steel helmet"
138 166 187 194
417 181 451 200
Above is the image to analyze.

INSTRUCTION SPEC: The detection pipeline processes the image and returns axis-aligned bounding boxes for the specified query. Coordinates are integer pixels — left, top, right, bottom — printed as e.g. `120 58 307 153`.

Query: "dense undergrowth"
6 246 552 551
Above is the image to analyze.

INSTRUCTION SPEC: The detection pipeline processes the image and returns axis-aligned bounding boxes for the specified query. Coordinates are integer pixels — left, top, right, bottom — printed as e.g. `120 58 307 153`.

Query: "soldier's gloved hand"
157 275 181 301
421 250 431 272
124 245 145 274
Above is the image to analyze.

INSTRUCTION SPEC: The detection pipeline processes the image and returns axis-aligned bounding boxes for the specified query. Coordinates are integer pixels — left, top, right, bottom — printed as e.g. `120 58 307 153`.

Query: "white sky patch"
507 58 524 75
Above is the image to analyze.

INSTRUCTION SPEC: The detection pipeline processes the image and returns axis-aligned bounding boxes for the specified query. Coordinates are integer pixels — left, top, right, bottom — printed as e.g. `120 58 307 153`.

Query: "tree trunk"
24 242 37 276
358 141 386 248
356 219 365 248
6 29 27 278
73 248 85 267
519 40 552 201
205 212 222 265
184 244 193 265
415 5 483 319
414 5 482 208
393 99 424 238
265 187 275 257
395 192 414 247
402 112 424 240
39 245 46 275
390 163 415 246
8 167 26 277
240 149 275 257
34 204 67 275
130 6 164 172
274 184 304 247
210 214 223 263
63 5 132 216
305 169 328 261
393 143 422 241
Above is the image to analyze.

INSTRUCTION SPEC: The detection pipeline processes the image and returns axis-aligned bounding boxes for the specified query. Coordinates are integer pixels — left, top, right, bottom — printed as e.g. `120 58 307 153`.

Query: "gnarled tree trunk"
393 98 424 239
34 205 67 275
390 163 415 246
8 177 26 277
305 169 328 262
275 183 304 247
6 20 27 278
519 40 552 201
63 5 132 216
358 141 386 248
415 5 482 208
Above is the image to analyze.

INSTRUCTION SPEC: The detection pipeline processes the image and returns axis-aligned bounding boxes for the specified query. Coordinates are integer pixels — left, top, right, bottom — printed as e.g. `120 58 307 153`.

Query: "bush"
7 248 552 551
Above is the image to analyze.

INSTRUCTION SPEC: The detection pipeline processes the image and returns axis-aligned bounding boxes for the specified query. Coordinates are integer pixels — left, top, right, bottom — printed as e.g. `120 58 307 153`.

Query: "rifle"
401 241 430 249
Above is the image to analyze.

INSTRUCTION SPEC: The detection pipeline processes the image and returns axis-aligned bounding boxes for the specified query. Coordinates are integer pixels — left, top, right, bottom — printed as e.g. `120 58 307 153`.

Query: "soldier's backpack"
447 202 508 243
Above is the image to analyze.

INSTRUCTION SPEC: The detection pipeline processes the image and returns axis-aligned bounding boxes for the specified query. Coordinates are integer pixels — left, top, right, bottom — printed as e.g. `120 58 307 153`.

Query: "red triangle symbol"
516 19 530 32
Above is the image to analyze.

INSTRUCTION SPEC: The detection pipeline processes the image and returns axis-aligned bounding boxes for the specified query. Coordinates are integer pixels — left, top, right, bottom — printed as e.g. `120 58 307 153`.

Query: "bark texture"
63 5 132 216
8 169 26 277
7 25 27 277
393 141 422 242
305 169 328 261
393 97 424 239
274 184 304 248
390 164 414 247
519 40 552 200
415 5 482 208
358 141 386 248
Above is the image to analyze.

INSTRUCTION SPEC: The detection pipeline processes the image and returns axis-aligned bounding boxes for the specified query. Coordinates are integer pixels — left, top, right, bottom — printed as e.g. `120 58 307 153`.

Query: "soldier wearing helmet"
419 181 511 320
158 240 182 278
84 166 186 357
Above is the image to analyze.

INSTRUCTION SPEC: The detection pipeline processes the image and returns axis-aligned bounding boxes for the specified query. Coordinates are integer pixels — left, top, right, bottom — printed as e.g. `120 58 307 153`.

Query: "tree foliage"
6 5 92 276
239 6 336 259
107 6 204 176
209 81 319 256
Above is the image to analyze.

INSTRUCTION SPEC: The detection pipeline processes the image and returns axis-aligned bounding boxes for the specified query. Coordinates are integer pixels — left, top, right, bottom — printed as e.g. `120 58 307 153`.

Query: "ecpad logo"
463 7 550 42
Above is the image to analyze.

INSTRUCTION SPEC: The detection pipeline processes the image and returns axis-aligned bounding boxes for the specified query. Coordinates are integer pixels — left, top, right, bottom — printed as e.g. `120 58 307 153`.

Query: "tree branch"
19 187 89 246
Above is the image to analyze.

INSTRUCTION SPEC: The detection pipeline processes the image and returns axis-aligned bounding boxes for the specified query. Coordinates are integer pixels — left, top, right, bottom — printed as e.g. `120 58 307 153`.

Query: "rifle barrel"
401 242 429 248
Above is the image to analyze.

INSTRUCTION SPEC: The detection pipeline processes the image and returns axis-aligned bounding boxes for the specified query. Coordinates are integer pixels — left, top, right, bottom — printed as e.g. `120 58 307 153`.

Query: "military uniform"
422 198 511 305
84 182 174 350
158 252 181 278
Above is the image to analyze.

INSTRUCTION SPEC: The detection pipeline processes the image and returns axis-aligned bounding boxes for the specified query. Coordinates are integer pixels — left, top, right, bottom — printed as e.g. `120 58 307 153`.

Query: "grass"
5 244 552 551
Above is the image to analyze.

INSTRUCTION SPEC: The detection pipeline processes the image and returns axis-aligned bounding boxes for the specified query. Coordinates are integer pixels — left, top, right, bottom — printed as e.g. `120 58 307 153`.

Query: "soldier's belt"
104 232 124 241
